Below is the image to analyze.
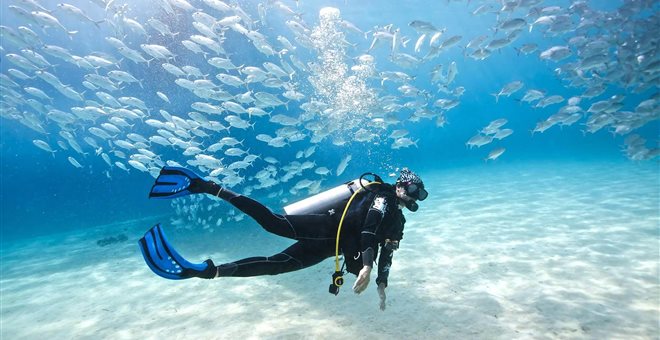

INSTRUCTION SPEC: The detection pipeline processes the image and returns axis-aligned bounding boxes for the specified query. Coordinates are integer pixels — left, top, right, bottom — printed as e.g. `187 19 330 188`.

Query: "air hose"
329 173 383 295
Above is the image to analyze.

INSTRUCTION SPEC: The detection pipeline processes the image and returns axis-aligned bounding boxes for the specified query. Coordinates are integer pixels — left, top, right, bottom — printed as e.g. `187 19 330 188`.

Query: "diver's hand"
353 265 371 294
377 282 387 310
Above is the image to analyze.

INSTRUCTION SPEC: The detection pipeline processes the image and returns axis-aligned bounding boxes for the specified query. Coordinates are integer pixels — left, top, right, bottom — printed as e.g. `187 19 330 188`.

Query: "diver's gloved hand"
353 265 372 294
181 259 217 279
377 282 387 311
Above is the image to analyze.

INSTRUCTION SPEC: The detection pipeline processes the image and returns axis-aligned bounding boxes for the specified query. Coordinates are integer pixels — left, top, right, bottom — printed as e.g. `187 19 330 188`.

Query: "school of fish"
1 0 659 229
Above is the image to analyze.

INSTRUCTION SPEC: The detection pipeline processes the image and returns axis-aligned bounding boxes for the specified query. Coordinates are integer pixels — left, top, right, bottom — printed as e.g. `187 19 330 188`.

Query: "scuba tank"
283 178 371 215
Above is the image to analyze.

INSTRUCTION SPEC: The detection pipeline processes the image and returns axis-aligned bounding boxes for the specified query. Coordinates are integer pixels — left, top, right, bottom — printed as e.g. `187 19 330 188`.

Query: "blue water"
0 0 658 242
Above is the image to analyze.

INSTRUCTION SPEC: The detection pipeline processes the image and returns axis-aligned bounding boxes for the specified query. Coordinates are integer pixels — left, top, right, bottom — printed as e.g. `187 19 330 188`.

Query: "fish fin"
367 37 378 52
94 20 105 28
579 128 587 137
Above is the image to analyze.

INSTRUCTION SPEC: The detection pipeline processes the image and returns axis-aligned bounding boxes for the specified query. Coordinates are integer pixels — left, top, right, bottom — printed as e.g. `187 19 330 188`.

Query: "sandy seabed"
1 161 658 339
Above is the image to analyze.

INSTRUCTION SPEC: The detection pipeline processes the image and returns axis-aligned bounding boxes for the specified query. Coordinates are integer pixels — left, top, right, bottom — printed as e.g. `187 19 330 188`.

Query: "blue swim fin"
148 166 203 199
138 224 210 280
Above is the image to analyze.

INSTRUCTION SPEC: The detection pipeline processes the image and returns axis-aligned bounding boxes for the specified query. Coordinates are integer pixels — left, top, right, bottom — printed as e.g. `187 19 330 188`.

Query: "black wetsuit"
207 184 405 287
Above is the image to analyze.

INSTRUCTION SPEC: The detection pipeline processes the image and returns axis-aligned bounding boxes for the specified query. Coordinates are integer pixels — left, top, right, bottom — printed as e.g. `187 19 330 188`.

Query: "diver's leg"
196 181 294 237
200 182 335 241
215 241 333 277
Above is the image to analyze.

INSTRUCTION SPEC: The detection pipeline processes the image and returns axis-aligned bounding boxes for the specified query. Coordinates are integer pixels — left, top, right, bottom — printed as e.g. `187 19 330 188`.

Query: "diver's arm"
359 198 387 267
375 243 395 288
353 196 387 294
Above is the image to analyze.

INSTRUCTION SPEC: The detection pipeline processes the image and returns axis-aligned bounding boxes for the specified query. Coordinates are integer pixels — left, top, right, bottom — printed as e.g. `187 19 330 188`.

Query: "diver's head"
395 168 427 212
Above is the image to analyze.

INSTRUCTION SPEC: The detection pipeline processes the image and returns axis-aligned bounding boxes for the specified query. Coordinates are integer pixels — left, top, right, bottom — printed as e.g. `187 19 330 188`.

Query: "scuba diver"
139 166 427 309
